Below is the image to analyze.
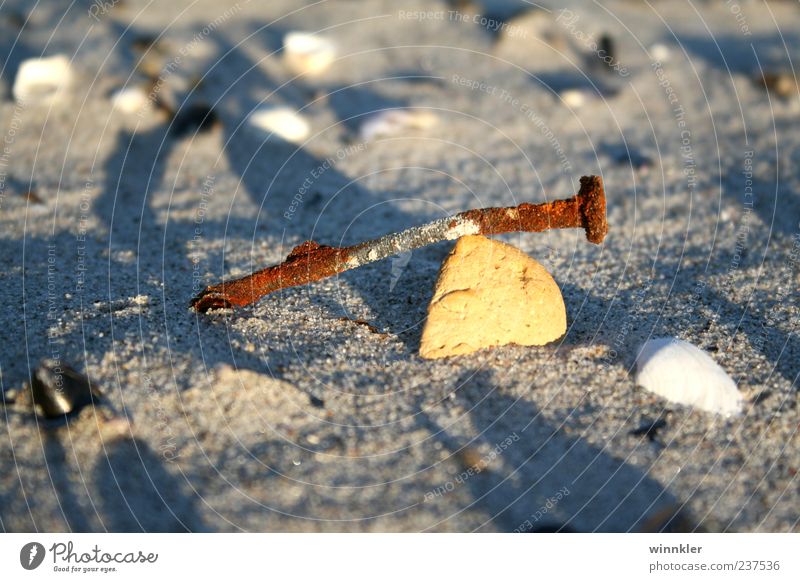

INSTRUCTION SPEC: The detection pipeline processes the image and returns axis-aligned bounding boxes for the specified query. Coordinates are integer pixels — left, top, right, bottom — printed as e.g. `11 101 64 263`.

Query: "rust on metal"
456 175 606 243
191 175 608 312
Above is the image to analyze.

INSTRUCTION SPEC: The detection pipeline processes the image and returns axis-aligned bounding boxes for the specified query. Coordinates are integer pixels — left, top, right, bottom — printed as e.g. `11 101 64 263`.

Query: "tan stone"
419 235 566 359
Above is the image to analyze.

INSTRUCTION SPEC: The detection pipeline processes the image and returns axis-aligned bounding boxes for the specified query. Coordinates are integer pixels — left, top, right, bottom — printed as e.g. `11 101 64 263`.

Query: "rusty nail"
191 175 608 312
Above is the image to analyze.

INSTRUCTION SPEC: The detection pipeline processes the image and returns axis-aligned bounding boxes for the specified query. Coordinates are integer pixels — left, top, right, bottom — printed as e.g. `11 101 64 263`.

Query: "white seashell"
247 106 310 143
358 109 438 142
13 54 72 104
560 89 587 108
283 32 336 77
635 337 743 416
650 43 671 63
111 87 150 114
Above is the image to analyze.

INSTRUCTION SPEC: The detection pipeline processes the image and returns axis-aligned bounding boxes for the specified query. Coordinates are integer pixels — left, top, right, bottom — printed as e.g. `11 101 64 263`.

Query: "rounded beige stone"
419 235 566 359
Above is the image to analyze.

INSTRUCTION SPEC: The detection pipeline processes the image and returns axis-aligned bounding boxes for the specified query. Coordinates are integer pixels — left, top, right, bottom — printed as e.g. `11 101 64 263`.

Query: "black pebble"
309 395 325 408
169 103 218 137
599 34 615 65
30 360 103 419
629 416 668 442
131 34 159 53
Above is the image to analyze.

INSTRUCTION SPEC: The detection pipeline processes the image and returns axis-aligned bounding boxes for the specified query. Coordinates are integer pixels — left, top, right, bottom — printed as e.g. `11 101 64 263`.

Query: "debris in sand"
130 34 162 54
456 446 490 473
358 109 438 141
760 72 798 99
337 317 384 335
649 43 671 63
283 32 336 77
1 387 19 405
634 337 743 416
419 235 567 359
21 189 44 205
29 359 103 418
629 414 669 443
560 89 587 108
639 504 700 533
247 106 310 143
131 294 150 306
111 86 150 114
13 55 72 104
169 103 218 136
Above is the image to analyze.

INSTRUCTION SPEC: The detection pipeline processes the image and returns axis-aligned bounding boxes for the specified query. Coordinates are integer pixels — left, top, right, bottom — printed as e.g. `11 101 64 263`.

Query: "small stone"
629 415 668 443
111 86 149 114
130 34 161 54
2 387 19 405
283 32 336 77
639 504 699 533
419 235 567 359
650 43 671 63
21 189 44 205
131 294 150 306
456 446 489 472
247 106 310 143
29 359 103 418
359 109 438 141
13 54 72 104
761 72 797 98
597 34 615 70
170 103 218 137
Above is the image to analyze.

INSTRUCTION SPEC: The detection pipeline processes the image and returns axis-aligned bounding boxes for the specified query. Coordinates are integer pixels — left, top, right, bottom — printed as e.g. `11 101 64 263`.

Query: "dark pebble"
131 34 160 53
750 390 771 405
629 416 668 442
169 103 218 137
22 190 44 204
640 504 701 533
599 34 615 67
29 359 103 419
338 317 382 335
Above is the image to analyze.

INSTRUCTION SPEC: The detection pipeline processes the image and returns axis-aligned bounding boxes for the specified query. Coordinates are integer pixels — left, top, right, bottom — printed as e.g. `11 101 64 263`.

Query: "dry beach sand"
0 0 798 532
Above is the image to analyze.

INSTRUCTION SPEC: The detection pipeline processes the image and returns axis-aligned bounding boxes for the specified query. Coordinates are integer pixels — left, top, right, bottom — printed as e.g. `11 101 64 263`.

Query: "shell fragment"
635 337 743 416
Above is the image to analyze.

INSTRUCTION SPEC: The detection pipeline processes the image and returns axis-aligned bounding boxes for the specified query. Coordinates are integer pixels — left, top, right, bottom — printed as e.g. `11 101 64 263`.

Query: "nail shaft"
191 175 607 312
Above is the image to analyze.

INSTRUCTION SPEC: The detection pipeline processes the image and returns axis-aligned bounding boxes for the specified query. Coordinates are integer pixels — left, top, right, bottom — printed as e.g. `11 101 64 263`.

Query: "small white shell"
635 337 743 416
247 106 310 143
13 55 72 104
111 87 150 114
358 109 438 142
560 89 586 108
649 43 671 63
283 32 336 77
